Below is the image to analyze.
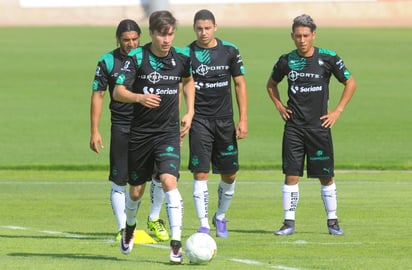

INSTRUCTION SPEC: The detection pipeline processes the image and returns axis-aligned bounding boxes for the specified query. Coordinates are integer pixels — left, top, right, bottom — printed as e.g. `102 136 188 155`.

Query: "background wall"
1 0 411 27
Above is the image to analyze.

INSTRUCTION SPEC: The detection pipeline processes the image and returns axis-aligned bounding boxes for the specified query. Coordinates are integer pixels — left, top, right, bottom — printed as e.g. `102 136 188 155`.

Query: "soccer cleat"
115 228 124 242
212 214 229 238
147 218 170 241
120 223 136 254
328 219 344 235
274 220 295 236
197 227 210 234
169 240 183 264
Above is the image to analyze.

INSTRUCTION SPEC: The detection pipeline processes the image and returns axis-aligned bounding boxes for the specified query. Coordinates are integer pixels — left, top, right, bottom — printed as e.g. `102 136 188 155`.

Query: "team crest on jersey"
95 66 101 76
121 60 131 72
236 54 243 64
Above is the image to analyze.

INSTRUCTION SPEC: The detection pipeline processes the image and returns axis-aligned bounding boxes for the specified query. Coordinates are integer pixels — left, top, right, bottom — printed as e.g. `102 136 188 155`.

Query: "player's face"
150 27 175 57
118 31 140 55
291 26 316 57
194 19 217 48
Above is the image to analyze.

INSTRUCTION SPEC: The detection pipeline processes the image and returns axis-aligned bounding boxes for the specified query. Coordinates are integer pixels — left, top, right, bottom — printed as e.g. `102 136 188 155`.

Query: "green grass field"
0 170 411 269
0 26 411 269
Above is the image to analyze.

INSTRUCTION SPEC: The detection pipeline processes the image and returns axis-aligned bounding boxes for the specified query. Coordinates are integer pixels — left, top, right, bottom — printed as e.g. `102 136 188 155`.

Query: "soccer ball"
184 233 217 264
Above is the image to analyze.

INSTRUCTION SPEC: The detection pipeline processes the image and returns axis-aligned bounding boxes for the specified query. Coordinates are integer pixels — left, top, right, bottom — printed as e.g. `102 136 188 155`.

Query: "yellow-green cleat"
147 218 170 241
115 229 124 242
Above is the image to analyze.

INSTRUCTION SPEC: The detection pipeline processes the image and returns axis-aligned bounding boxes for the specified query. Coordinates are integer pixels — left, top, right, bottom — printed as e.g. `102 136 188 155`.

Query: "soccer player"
187 9 248 238
266 14 357 235
113 10 195 264
90 19 169 242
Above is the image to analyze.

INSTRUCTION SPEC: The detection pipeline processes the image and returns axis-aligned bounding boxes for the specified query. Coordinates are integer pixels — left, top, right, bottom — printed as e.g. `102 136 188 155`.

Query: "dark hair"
292 14 317 32
193 9 216 25
149 10 177 34
116 19 141 39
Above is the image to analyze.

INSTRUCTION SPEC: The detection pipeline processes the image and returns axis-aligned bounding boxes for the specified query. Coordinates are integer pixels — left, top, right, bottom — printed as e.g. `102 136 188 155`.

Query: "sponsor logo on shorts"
220 145 238 157
309 149 330 161
159 146 179 159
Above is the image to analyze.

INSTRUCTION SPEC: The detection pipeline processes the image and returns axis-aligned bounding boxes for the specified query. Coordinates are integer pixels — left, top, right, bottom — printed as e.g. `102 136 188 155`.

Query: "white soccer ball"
184 232 217 264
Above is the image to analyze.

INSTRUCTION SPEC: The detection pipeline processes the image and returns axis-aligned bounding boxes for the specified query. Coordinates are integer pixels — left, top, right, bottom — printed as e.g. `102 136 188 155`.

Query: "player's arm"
113 84 161 108
180 76 195 139
233 75 248 140
320 76 357 128
90 90 105 153
178 82 183 109
266 77 292 121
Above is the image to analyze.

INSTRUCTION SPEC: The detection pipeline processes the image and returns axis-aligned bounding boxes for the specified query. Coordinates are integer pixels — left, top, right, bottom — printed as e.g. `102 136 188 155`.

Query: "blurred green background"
0 26 410 170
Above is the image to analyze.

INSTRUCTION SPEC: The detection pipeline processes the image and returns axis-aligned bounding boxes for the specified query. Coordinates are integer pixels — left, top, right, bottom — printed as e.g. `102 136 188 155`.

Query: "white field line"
229 258 302 270
278 240 363 245
1 225 87 238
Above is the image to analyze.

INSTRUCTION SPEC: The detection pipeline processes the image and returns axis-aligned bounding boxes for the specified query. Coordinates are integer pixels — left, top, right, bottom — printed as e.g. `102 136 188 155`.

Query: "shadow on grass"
7 252 124 261
229 229 274 234
7 253 193 266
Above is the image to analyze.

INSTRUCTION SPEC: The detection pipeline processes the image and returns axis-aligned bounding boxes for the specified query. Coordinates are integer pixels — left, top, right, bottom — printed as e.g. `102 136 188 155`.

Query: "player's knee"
221 173 236 184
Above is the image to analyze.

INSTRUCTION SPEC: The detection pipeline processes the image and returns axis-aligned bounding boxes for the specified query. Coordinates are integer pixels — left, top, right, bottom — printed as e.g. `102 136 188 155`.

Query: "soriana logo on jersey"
142 86 178 95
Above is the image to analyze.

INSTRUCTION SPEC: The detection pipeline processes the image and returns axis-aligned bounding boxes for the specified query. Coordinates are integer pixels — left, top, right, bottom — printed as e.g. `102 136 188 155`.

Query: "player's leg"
189 118 213 233
212 173 235 238
274 126 304 236
109 126 130 241
147 173 169 241
161 173 183 264
156 133 183 264
120 183 145 254
110 182 127 241
274 175 299 235
120 137 153 254
193 172 211 233
307 128 343 235
211 119 239 238
319 178 343 235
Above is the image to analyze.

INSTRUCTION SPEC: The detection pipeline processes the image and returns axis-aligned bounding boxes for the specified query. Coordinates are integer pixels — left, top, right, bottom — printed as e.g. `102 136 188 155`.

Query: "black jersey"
116 43 192 133
270 47 352 128
188 39 246 119
92 48 134 126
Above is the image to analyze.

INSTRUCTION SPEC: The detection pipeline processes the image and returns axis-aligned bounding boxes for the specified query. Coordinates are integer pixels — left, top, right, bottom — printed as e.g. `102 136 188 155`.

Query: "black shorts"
188 118 239 174
282 125 334 178
128 130 181 186
109 125 130 184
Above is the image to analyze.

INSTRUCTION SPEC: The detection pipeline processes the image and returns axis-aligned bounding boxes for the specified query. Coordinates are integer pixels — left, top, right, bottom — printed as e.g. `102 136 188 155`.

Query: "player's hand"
320 110 342 128
278 105 292 121
180 114 192 141
139 94 161 108
236 120 248 140
90 133 104 154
